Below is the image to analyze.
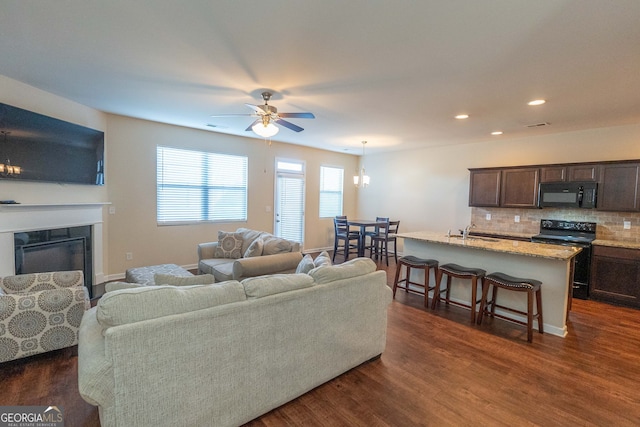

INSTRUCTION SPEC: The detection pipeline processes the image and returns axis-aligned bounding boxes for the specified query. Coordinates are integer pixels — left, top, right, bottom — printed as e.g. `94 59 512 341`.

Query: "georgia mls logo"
0 405 64 427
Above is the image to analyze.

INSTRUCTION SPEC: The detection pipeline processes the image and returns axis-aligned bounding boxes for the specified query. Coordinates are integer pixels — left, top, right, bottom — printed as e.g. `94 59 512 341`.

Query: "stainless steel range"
531 219 597 300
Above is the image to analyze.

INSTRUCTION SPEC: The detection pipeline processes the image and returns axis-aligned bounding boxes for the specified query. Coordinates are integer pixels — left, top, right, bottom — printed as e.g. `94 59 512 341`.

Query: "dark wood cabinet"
469 169 501 207
568 164 599 182
469 159 640 211
590 245 640 308
597 163 640 211
540 166 566 183
500 168 540 208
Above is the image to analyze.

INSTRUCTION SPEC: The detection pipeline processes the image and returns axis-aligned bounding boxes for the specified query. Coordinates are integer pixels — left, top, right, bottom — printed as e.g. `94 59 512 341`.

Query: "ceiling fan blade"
277 112 315 119
275 119 304 132
245 103 267 114
210 113 255 118
245 119 261 132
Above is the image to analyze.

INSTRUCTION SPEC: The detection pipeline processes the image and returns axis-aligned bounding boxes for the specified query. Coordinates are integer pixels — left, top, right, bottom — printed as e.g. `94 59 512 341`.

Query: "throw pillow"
261 235 292 255
243 237 264 258
154 273 216 286
295 254 315 274
214 231 243 259
313 250 332 268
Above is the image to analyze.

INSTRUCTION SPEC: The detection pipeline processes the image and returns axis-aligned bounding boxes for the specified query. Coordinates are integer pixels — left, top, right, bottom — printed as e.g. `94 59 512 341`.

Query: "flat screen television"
0 102 105 185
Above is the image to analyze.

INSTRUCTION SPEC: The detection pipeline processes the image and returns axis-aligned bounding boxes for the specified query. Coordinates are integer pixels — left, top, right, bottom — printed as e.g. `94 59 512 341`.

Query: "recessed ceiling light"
528 99 546 106
491 131 503 136
455 114 469 119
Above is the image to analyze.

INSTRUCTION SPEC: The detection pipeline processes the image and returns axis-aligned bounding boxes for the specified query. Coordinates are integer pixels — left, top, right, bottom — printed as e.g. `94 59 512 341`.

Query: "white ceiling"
1 0 640 155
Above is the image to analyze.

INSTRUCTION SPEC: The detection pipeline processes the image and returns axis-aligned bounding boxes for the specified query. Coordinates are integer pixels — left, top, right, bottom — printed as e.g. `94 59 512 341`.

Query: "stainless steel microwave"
538 182 597 208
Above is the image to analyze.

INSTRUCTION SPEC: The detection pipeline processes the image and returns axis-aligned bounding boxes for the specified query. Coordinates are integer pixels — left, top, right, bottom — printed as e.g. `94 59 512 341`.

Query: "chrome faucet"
462 223 476 240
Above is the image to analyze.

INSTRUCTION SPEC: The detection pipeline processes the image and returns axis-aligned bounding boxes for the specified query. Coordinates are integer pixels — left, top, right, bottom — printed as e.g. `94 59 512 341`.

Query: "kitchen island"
396 231 582 337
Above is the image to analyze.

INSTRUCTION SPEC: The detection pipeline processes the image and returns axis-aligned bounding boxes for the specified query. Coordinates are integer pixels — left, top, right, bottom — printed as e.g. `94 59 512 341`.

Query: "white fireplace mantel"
0 202 108 286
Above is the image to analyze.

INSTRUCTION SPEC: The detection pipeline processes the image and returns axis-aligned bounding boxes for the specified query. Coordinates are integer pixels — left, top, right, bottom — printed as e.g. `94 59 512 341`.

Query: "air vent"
525 122 550 128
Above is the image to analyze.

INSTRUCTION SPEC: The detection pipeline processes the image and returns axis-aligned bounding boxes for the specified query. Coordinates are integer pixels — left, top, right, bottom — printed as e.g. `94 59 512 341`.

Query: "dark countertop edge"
469 230 534 241
592 239 640 250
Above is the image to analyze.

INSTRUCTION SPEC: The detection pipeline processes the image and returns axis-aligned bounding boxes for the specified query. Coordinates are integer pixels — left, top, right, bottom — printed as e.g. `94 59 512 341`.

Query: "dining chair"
366 218 389 264
369 219 400 266
333 216 360 262
364 216 389 248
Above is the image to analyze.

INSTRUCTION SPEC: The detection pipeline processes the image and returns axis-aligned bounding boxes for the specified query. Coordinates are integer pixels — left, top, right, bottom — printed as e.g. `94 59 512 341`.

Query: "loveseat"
78 257 391 427
198 228 303 282
0 271 90 363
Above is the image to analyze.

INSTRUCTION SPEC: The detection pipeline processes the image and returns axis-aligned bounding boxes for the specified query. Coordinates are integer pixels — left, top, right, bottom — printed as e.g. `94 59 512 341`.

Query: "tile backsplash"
471 207 640 242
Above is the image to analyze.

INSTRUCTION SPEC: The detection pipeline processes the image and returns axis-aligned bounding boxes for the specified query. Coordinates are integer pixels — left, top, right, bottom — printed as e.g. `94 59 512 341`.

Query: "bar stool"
432 263 486 323
477 272 543 343
393 255 439 307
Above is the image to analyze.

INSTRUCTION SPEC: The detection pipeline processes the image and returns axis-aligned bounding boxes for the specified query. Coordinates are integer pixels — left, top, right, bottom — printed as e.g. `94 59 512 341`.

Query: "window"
275 159 305 243
157 146 248 224
319 166 344 218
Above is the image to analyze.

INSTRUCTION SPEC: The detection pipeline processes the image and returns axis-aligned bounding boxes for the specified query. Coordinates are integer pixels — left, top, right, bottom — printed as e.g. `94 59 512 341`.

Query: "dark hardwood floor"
2 258 640 426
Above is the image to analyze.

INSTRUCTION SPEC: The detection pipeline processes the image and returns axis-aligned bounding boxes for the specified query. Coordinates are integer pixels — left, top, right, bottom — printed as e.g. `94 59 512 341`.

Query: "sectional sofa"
77 257 391 427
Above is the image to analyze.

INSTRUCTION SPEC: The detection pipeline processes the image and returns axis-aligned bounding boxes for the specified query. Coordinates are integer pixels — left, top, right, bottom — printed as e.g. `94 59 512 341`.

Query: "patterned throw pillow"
244 237 264 258
214 231 244 259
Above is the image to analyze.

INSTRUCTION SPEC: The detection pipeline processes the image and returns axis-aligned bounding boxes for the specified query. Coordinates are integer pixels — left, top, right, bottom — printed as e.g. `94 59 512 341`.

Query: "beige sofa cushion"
309 257 377 284
105 281 145 292
154 273 215 286
242 273 314 298
96 281 246 328
262 234 293 255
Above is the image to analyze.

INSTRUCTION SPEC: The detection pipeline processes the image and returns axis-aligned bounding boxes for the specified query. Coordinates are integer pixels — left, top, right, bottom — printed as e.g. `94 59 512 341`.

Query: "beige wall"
106 114 359 276
357 124 640 252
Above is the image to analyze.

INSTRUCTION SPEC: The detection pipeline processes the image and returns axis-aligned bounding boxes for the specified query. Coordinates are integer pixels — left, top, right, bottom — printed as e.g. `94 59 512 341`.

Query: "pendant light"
353 141 370 188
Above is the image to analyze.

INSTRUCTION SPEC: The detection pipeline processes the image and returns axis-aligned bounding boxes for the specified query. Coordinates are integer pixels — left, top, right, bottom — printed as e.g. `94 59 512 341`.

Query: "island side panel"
403 238 571 337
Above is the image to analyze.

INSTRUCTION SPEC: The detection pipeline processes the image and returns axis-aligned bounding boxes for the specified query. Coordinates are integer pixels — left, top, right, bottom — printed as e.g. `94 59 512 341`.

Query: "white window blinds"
319 166 344 218
157 146 248 224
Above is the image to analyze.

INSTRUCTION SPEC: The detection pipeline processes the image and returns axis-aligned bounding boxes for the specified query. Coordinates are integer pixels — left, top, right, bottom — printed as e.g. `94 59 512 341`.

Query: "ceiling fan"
211 92 315 138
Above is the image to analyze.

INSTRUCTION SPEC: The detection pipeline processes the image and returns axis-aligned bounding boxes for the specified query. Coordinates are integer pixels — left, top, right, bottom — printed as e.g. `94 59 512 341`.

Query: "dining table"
347 219 389 257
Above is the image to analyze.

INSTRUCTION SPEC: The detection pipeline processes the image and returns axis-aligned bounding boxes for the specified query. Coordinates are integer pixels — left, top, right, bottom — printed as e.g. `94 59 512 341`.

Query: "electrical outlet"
624 221 631 230
125 252 133 261
514 215 520 223
108 206 116 215
485 213 491 220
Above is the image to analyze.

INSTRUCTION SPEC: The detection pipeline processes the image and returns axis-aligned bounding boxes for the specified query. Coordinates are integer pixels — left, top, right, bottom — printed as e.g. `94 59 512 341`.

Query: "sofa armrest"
0 270 84 293
197 242 219 261
232 252 303 280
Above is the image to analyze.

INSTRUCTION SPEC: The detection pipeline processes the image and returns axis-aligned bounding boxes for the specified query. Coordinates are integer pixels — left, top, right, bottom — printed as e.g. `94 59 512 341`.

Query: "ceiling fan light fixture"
252 122 279 138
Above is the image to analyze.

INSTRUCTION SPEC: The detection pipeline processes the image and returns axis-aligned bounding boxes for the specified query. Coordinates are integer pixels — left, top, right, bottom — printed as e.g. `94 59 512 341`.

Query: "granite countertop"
592 239 640 250
396 231 581 261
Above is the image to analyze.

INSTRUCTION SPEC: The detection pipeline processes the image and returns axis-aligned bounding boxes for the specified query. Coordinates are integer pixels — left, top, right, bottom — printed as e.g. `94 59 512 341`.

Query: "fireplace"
15 226 93 297
0 202 106 298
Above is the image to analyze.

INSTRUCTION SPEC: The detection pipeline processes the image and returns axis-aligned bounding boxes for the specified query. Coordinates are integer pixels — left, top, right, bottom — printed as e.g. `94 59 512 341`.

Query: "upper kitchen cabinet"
540 166 567 183
597 163 640 211
469 169 501 207
500 168 540 208
568 164 599 182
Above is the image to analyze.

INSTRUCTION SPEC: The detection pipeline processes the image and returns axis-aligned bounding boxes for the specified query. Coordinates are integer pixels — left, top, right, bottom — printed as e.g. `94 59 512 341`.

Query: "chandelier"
0 131 21 177
353 141 370 188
